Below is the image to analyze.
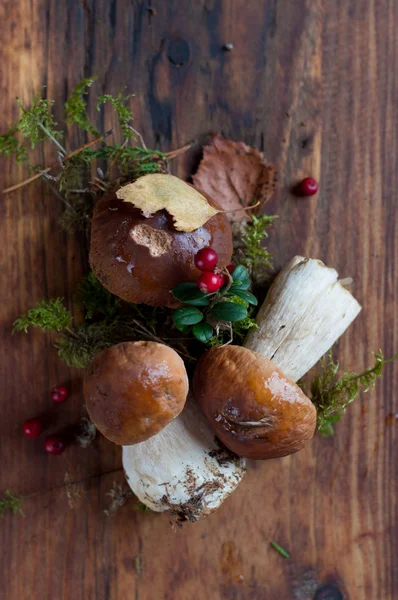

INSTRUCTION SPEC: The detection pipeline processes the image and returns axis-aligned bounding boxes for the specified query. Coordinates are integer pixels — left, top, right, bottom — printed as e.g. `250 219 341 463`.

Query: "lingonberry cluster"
22 385 70 454
171 247 258 343
194 247 226 294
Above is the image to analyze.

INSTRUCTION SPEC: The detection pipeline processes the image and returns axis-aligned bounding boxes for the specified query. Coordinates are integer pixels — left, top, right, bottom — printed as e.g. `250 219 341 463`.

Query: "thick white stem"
244 256 362 381
123 399 246 522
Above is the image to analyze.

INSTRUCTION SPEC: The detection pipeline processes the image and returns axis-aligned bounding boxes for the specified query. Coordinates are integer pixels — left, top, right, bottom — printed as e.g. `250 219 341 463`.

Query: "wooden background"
0 1 397 598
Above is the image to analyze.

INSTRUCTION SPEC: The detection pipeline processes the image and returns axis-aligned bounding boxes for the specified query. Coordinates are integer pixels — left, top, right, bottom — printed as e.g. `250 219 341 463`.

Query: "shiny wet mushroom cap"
192 345 317 459
83 341 189 445
89 177 233 307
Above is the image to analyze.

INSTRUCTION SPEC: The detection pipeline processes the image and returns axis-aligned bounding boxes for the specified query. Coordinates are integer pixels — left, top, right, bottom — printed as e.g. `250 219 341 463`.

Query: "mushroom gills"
122 398 246 522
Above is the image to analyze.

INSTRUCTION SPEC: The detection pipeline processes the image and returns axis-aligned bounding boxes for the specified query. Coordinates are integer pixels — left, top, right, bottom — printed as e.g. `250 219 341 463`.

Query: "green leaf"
209 302 247 322
230 290 258 305
173 307 203 326
232 265 249 282
192 322 213 343
229 279 251 292
172 282 210 306
174 321 190 333
270 541 290 559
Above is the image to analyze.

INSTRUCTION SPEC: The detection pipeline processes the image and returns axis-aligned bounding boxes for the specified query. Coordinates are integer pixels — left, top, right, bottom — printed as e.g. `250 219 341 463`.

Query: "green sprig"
310 349 398 436
78 144 166 179
13 298 72 334
13 289 190 368
0 491 24 518
242 214 277 271
76 272 120 320
56 321 123 368
270 541 290 559
0 126 28 162
233 214 277 282
16 91 64 152
65 77 99 136
97 91 134 139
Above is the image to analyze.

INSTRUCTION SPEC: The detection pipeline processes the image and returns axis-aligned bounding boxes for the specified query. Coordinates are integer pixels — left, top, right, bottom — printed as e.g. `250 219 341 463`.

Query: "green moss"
309 349 398 436
65 77 99 136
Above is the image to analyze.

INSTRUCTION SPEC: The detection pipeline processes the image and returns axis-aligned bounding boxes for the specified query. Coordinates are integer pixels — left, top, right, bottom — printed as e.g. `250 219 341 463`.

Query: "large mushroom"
89 175 233 307
122 256 362 519
83 341 189 445
192 345 316 459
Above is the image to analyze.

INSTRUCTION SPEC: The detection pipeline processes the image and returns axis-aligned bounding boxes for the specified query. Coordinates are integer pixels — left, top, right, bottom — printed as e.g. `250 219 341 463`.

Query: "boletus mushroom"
122 256 362 519
193 345 316 459
83 341 189 445
89 175 233 307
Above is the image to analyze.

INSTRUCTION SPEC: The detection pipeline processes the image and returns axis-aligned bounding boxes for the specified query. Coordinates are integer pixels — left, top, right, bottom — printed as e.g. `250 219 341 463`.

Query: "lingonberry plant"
172 252 258 343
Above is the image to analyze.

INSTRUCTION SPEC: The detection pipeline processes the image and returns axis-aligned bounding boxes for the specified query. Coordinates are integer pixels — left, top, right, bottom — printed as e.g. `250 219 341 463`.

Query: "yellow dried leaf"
116 174 219 232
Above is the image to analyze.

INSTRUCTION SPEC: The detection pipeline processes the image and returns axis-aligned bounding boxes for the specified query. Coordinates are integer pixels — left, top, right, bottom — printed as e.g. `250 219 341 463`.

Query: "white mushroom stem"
244 256 362 382
123 398 245 521
123 255 362 521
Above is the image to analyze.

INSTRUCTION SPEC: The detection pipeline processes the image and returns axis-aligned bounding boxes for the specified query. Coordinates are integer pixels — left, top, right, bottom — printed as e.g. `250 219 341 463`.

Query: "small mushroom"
89 180 233 307
193 345 316 459
83 341 189 445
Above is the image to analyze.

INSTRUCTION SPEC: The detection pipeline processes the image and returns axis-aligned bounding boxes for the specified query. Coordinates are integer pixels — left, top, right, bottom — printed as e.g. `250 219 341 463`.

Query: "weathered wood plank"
0 0 397 598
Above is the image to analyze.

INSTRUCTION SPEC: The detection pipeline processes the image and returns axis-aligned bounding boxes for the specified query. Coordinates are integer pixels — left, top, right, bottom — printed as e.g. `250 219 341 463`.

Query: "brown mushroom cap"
83 341 189 445
192 345 316 459
89 180 233 307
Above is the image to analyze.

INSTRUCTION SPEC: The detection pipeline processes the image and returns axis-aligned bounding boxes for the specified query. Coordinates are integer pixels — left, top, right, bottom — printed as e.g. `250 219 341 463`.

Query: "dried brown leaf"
193 134 277 222
116 174 219 232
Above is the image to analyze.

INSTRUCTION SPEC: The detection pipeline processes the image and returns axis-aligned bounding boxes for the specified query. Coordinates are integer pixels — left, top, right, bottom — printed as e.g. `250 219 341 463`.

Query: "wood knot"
167 38 190 67
300 135 313 150
314 584 344 600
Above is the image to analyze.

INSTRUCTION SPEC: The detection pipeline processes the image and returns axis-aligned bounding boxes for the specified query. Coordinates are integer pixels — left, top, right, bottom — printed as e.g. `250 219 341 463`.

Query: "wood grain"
0 0 397 598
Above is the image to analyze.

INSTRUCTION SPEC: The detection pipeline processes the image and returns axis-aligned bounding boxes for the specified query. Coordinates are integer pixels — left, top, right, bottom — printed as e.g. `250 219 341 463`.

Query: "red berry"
197 271 224 293
44 435 66 455
23 418 43 439
195 247 219 271
298 177 318 196
226 264 235 274
51 385 69 403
